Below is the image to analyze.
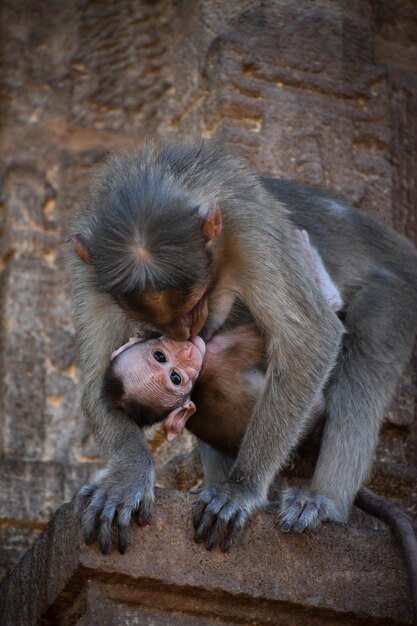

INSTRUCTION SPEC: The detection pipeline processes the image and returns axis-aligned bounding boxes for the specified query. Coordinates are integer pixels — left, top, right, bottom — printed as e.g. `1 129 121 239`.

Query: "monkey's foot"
192 481 266 551
279 488 344 532
76 462 154 555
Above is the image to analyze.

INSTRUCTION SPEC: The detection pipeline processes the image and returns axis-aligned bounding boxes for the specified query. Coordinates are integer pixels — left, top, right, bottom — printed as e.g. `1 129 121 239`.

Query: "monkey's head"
102 334 206 440
70 146 223 340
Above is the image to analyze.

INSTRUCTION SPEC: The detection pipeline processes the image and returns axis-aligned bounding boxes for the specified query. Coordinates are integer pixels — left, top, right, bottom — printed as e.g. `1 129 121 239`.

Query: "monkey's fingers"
279 495 306 532
194 511 217 547
203 501 249 551
116 507 132 554
293 502 322 533
135 512 151 527
134 500 152 527
192 496 211 531
75 483 95 525
83 516 100 546
98 502 117 555
193 492 248 549
81 493 106 546
220 510 246 552
79 486 118 553
193 483 262 550
193 493 222 542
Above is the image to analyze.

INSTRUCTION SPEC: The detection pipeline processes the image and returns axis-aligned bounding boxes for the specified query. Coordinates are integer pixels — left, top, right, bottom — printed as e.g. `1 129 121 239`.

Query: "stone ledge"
0 488 412 625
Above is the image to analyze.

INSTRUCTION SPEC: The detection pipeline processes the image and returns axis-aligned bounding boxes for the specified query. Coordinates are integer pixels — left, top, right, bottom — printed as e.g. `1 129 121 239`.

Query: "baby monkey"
105 334 206 442
102 230 340 451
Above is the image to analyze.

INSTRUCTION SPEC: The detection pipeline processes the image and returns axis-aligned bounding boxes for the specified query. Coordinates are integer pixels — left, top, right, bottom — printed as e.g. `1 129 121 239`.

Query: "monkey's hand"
76 458 154 554
279 487 345 532
192 481 267 551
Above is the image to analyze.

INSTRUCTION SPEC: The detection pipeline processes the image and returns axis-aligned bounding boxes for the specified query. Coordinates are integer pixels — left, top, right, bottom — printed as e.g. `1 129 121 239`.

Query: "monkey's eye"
153 350 166 363
170 371 182 386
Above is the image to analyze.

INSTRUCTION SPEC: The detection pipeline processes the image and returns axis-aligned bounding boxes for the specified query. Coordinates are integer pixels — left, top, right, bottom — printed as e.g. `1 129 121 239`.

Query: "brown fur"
188 325 264 455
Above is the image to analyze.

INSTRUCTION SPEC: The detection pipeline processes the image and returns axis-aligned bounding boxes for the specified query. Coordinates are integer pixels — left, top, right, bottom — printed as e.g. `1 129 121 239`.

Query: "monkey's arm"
77 403 154 554
193 229 344 550
70 278 154 554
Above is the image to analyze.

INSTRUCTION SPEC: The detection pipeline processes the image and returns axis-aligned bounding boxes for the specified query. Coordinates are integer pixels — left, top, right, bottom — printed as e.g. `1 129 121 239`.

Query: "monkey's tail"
355 486 417 626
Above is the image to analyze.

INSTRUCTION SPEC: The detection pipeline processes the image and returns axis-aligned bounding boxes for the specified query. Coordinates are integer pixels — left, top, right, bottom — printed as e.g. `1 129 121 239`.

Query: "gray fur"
279 488 344 532
66 139 417 553
198 440 235 485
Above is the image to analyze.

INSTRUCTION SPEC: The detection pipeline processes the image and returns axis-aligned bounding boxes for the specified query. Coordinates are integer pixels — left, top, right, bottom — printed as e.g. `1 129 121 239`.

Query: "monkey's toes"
279 488 341 532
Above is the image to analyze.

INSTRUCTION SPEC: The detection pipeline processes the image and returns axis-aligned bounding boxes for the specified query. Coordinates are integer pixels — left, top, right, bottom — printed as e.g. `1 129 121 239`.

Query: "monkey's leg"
279 271 417 532
76 399 155 553
198 440 235 486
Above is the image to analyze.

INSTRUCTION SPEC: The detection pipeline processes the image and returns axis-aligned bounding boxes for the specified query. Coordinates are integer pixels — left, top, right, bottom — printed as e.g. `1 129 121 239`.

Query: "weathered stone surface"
0 491 413 625
165 2 392 220
0 526 43 583
0 0 173 132
390 73 417 247
151 428 202 490
373 0 417 73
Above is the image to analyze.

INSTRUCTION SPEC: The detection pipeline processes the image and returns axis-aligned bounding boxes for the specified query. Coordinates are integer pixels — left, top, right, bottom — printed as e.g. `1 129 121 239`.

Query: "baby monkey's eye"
153 350 166 363
170 371 182 386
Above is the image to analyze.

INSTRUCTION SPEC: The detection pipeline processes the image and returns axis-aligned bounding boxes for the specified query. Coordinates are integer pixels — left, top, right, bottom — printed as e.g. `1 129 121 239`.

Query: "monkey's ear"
67 233 92 264
163 400 196 442
201 206 222 242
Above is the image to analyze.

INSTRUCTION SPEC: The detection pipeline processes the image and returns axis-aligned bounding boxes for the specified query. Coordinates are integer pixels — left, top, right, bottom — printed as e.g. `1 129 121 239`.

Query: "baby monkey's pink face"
111 335 206 440
112 335 205 402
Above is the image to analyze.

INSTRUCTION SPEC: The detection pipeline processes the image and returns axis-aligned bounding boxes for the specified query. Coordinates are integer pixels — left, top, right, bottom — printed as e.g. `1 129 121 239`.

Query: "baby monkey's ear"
163 400 196 442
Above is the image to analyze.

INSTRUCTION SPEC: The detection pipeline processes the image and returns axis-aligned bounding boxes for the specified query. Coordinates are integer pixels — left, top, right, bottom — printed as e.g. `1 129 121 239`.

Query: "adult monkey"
67 140 417 554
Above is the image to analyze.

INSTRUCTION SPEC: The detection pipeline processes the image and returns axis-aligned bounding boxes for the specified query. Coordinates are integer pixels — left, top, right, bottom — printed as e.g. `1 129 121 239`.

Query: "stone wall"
0 0 416 619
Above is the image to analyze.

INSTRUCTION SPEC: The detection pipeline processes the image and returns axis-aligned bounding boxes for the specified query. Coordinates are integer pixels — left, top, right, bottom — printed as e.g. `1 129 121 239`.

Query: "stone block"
0 490 413 625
